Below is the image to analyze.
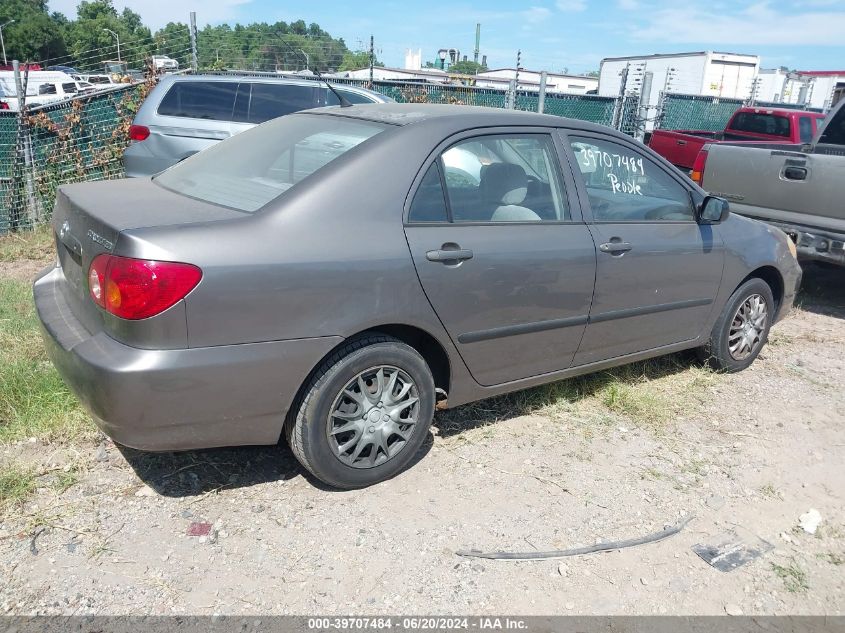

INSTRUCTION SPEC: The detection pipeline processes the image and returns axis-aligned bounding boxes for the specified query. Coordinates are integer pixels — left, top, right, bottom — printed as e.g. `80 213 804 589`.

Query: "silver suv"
123 74 391 177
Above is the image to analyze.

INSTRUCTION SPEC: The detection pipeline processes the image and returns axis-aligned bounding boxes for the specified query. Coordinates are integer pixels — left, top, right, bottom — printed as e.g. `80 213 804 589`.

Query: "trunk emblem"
59 221 70 239
87 229 114 250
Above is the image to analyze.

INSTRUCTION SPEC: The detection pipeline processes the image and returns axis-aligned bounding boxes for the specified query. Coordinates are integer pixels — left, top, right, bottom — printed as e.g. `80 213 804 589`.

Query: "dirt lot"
1 241 843 616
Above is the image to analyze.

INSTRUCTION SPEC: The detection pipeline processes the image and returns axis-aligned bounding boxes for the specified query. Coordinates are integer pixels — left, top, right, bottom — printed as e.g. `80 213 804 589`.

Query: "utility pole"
189 12 198 73
515 49 521 89
473 23 480 65
538 71 547 114
103 28 121 61
0 20 15 66
369 35 374 86
13 60 39 226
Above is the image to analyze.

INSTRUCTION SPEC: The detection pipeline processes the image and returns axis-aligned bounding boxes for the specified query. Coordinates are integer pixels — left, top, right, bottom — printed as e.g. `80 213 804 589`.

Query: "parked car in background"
649 107 825 171
123 74 392 177
696 99 845 267
0 70 80 110
152 55 179 72
37 104 800 489
46 65 81 75
80 74 119 86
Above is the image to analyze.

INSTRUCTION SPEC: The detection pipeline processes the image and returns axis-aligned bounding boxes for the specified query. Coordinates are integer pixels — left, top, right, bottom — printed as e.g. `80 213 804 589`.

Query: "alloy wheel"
728 294 768 361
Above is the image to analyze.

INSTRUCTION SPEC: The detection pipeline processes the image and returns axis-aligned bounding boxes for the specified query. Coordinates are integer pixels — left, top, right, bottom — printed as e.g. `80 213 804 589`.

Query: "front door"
563 133 725 366
403 131 597 387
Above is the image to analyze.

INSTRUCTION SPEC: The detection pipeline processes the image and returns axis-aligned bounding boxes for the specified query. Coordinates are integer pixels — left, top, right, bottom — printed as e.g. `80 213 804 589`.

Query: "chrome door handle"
426 248 474 263
599 241 632 255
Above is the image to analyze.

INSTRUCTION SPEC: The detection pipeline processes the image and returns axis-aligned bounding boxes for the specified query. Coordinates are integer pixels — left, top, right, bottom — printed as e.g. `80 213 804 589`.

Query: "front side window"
569 136 693 222
155 114 386 213
328 89 379 105
438 134 568 223
157 81 238 121
62 82 77 94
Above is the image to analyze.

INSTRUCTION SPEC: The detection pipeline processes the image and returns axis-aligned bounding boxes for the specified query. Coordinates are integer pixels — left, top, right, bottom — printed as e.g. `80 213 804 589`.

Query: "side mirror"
698 195 730 225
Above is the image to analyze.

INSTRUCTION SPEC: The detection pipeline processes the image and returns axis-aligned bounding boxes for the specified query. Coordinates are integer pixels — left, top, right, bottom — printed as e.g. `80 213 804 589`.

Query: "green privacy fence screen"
656 93 745 132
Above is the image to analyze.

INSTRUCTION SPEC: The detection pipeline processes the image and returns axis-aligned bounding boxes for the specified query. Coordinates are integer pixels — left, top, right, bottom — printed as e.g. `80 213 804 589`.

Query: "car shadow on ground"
117 432 434 497
797 263 845 319
119 350 696 496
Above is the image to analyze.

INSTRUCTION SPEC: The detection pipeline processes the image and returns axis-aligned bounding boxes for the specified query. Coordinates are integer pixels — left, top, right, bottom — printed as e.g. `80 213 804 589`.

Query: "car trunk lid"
51 178 250 337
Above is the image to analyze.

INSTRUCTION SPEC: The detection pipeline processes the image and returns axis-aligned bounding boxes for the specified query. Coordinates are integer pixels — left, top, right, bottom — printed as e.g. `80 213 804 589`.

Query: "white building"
333 66 449 83
475 68 598 95
599 51 760 105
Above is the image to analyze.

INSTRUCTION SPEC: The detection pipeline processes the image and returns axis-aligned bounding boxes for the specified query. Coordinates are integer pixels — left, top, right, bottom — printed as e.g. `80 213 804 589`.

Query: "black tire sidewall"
709 278 775 372
298 341 435 489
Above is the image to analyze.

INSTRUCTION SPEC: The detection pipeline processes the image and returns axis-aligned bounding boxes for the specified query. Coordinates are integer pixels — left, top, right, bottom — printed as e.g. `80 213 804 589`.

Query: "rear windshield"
728 112 791 138
818 107 844 145
154 114 387 212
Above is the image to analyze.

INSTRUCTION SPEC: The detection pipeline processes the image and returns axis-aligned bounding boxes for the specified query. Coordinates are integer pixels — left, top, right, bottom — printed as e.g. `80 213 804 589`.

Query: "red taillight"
0 101 9 110
691 149 708 186
129 124 150 141
88 254 202 320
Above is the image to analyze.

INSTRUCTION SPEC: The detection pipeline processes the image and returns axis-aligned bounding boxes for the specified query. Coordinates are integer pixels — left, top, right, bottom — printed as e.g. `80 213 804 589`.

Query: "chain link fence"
0 83 152 233
655 93 745 132
1 73 637 234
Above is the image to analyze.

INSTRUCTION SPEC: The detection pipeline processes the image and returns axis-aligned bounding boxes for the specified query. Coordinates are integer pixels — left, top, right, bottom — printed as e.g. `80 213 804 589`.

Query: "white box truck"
599 51 760 104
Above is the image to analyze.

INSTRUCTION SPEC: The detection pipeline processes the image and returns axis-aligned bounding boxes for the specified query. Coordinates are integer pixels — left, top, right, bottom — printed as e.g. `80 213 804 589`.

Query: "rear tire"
286 335 435 489
698 278 774 372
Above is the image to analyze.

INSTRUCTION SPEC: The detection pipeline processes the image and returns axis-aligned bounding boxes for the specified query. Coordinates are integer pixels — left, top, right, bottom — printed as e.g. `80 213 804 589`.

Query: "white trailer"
599 51 760 103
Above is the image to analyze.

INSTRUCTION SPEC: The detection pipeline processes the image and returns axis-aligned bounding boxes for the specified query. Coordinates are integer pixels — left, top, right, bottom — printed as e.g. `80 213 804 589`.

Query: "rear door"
563 132 725 366
403 129 597 387
151 80 240 161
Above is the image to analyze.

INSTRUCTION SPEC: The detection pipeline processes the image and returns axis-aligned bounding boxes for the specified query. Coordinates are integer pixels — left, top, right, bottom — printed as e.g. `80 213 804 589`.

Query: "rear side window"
38 83 57 95
158 81 238 121
728 112 791 138
62 82 77 94
798 117 813 143
408 164 449 223
239 83 318 124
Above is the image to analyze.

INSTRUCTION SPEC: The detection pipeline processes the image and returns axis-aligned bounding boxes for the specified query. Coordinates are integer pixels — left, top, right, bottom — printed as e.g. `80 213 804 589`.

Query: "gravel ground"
1 264 843 616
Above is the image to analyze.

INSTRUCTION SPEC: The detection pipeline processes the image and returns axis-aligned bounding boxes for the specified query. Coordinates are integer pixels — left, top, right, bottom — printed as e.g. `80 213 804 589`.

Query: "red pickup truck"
648 107 825 171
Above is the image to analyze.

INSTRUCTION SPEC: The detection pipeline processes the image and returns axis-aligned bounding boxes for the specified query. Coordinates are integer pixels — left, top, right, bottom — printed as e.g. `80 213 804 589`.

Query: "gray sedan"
35 104 802 489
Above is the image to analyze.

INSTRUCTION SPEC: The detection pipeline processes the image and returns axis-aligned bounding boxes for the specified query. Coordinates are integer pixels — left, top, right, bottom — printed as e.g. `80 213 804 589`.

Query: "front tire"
699 278 774 372
286 335 435 489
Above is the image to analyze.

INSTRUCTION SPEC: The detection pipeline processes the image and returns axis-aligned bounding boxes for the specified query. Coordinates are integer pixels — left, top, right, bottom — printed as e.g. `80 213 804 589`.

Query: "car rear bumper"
34 266 342 451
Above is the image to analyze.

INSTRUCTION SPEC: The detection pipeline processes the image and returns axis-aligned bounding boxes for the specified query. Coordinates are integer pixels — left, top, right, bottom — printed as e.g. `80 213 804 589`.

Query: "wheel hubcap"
327 366 420 469
728 294 768 361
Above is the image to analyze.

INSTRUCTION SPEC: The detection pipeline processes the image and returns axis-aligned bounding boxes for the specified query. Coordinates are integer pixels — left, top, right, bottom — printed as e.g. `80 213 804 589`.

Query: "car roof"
157 73 387 99
304 102 617 135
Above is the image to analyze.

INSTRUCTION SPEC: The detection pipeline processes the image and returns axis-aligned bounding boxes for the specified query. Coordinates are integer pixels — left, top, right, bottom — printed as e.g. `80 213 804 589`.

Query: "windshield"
155 114 387 212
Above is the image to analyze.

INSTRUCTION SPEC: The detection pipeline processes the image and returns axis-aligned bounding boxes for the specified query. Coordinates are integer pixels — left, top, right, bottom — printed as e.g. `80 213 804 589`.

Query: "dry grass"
437 354 721 438
0 225 54 263
0 463 37 509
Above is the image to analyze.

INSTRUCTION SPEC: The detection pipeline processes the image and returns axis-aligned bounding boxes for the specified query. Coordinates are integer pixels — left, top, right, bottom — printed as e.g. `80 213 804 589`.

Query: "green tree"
447 60 486 75
338 49 382 72
0 0 67 63
63 0 153 71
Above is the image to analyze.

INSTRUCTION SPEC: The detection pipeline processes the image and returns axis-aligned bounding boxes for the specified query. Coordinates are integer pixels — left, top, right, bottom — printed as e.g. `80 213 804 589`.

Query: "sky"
48 0 845 74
